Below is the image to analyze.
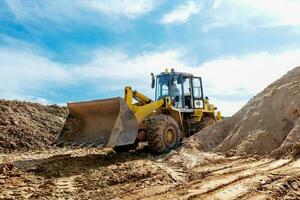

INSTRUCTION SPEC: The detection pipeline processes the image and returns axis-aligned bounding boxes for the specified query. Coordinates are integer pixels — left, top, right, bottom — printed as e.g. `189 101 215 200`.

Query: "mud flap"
54 97 138 148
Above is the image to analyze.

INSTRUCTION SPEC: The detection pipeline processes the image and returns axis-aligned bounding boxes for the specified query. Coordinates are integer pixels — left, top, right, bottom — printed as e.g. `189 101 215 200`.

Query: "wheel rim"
164 127 176 147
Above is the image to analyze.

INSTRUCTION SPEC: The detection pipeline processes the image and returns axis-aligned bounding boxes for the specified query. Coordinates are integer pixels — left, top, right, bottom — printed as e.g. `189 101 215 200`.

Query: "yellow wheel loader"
54 69 221 154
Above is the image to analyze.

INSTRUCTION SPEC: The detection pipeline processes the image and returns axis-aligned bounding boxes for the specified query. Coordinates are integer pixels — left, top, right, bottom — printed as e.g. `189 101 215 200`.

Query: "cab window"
192 78 204 108
156 75 169 100
170 74 183 108
183 77 192 108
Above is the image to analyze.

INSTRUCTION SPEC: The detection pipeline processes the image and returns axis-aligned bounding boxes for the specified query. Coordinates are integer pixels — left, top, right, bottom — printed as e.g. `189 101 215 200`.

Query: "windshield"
155 74 183 108
156 74 170 100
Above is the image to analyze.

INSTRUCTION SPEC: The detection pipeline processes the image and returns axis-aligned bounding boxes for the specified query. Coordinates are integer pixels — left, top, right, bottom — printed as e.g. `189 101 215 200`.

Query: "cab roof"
157 71 195 78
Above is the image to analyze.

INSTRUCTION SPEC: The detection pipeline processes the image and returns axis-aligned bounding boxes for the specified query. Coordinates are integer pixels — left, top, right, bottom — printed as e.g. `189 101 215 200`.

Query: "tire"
147 115 180 154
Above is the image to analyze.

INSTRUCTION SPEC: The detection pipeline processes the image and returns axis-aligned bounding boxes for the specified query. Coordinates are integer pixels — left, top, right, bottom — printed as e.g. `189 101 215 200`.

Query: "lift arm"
124 86 170 124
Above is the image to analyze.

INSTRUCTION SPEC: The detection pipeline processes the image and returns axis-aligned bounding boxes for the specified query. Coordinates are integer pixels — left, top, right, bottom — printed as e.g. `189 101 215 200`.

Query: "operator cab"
154 69 204 111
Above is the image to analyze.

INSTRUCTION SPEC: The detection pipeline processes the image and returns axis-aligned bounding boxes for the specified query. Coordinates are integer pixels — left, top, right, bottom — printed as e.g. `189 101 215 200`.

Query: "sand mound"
0 100 67 153
187 67 300 158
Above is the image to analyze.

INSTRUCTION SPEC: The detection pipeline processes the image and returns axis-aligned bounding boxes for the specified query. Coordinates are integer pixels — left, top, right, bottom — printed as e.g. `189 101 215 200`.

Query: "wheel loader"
54 69 221 154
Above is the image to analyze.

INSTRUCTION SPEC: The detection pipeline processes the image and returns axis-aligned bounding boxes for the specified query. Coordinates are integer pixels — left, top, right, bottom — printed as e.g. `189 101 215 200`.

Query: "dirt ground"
0 146 299 200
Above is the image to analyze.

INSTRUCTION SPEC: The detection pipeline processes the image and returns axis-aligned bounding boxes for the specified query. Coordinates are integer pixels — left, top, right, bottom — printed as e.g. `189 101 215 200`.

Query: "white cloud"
84 0 157 19
235 0 300 26
4 0 157 25
197 51 300 96
72 49 188 98
0 42 299 116
211 98 247 117
0 45 185 103
201 0 300 31
161 1 201 24
73 50 185 79
32 97 51 105
0 46 70 102
195 50 300 115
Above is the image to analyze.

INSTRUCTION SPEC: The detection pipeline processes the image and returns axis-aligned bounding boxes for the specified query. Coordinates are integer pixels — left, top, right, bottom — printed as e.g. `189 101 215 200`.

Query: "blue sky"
0 0 300 116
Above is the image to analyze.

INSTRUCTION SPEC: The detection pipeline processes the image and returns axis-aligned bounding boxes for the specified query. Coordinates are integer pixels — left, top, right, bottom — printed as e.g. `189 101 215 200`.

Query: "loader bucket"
54 97 138 148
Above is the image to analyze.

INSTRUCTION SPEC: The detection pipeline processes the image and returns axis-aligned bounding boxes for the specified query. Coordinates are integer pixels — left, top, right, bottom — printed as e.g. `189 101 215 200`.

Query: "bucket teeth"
55 140 100 148
54 141 63 146
56 142 104 148
96 143 104 148
87 143 95 148
77 143 85 147
76 142 93 147
79 143 86 147
64 142 70 146
70 142 78 147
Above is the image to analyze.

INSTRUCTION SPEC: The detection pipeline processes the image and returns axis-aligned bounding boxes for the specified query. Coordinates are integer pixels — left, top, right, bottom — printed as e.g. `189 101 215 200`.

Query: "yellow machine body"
54 71 221 149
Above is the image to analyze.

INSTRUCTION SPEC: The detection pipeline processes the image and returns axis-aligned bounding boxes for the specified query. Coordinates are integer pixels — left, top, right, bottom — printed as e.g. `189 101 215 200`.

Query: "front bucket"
54 97 138 148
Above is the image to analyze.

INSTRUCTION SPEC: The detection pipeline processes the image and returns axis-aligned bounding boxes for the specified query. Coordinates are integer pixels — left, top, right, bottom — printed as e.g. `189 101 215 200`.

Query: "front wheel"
147 115 180 154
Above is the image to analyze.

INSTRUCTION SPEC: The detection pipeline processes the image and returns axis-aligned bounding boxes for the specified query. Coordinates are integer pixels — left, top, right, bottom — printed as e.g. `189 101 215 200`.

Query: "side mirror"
151 73 155 89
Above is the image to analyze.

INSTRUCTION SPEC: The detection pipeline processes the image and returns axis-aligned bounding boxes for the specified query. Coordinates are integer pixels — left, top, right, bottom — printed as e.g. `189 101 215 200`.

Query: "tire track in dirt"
188 157 272 183
246 160 300 200
135 159 293 200
202 174 282 200
128 156 254 198
55 175 78 193
122 158 267 200
245 173 300 200
237 174 289 200
185 159 293 200
156 162 188 182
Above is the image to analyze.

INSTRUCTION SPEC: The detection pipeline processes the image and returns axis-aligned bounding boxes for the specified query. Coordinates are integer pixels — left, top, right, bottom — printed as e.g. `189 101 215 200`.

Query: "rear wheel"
147 115 180 154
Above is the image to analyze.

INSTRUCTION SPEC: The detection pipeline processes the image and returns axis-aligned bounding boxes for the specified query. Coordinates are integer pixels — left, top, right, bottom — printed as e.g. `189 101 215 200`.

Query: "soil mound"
0 100 67 153
188 66 300 158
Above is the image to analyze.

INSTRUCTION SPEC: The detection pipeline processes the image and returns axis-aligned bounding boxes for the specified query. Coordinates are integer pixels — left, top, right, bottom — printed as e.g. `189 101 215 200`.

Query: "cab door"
191 77 204 109
182 76 193 109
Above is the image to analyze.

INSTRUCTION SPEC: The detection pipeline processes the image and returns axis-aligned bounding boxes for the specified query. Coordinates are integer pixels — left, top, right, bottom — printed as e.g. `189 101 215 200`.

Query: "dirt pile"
188 66 300 158
0 100 67 153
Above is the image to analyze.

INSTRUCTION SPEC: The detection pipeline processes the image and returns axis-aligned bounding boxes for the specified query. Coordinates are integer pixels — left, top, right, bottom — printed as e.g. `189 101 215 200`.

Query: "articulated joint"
216 111 222 121
164 96 172 109
124 86 133 109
